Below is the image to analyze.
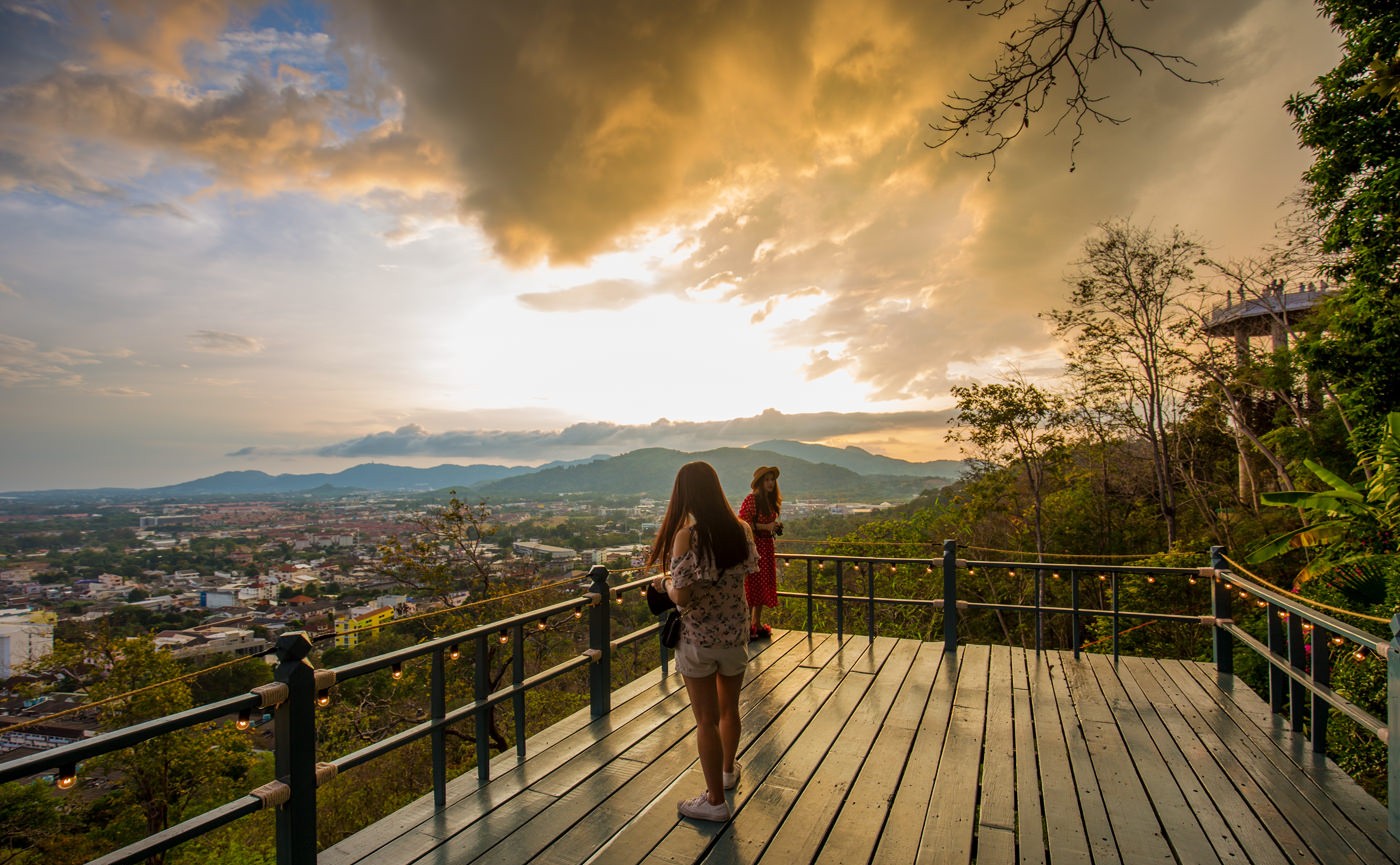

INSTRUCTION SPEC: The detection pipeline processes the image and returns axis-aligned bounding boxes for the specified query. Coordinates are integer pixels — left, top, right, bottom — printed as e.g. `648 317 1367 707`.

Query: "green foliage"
1250 412 1400 601
1289 2 1400 435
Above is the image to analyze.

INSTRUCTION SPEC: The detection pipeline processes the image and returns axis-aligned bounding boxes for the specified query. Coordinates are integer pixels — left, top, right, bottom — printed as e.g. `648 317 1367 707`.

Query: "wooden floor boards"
319 636 1400 865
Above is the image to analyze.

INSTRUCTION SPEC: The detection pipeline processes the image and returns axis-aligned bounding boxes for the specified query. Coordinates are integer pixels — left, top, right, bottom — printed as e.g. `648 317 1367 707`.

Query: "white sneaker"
723 762 741 790
677 791 731 822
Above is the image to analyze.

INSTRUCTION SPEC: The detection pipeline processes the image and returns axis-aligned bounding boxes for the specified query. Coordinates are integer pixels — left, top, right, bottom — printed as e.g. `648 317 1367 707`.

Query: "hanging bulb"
56 765 76 790
1146 576 1156 584
1099 574 1107 582
1278 610 1289 620
1354 647 1369 662
236 708 252 730
1008 569 1017 578
1301 622 1313 633
1331 635 1345 646
537 620 547 630
391 662 403 680
1189 576 1197 585
1052 572 1061 580
448 644 460 660
573 608 583 619
316 688 331 707
1256 600 1267 608
1224 581 1233 590
1239 591 1248 600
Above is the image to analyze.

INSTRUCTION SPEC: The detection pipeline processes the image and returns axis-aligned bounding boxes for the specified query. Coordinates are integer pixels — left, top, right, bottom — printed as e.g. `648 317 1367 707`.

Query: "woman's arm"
666 526 695 607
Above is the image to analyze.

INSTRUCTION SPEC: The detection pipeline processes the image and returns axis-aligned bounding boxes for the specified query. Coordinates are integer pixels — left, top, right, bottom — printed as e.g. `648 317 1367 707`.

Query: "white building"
0 608 56 678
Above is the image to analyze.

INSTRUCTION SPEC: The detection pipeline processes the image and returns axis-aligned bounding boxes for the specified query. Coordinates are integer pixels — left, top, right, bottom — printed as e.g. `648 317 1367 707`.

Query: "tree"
376 493 497 601
948 374 1069 558
1047 219 1207 546
1288 2 1400 442
85 638 257 865
931 0 1216 170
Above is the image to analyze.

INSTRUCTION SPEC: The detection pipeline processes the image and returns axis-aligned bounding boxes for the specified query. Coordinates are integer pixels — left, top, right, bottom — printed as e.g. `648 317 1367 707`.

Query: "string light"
316 689 331 707
236 708 252 730
1277 610 1289 620
1008 570 1017 578
1052 572 1061 580
56 765 76 790
1256 600 1267 608
1146 576 1156 584
537 620 547 631
391 662 403 680
1189 576 1197 585
1239 591 1249 600
448 644 460 660
498 630 510 644
1099 574 1107 582
1331 636 1345 647
615 591 624 605
1224 581 1233 590
573 609 583 619
1354 647 1369 662
1301 622 1313 633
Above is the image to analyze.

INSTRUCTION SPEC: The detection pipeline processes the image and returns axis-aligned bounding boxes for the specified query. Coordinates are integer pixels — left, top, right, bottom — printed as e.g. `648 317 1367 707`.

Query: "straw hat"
751 465 780 487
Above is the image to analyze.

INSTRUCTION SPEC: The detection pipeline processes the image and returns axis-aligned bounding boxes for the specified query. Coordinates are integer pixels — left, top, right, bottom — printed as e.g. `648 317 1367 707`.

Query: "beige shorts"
675 639 748 679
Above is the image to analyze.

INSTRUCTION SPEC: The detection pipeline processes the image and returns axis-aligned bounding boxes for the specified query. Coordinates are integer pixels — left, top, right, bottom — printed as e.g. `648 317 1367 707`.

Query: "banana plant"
1247 413 1400 596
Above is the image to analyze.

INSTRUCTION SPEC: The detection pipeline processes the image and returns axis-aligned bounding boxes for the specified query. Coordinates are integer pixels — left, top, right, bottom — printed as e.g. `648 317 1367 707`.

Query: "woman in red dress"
738 465 782 640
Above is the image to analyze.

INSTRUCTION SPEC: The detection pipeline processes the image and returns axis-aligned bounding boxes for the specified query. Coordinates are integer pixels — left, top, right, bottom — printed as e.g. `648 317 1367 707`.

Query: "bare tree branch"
931 0 1218 172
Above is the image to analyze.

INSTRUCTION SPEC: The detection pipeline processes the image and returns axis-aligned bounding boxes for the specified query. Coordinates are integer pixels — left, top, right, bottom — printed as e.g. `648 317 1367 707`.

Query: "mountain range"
1 441 965 502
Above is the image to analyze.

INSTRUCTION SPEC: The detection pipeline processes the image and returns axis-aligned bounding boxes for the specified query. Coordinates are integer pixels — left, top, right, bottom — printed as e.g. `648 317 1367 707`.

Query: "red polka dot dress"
738 493 779 609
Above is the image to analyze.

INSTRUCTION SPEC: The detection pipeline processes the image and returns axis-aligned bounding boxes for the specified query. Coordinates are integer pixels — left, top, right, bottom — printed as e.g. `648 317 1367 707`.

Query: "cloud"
0 332 100 387
187 330 264 354
517 278 653 312
93 385 151 397
229 407 958 462
0 277 17 298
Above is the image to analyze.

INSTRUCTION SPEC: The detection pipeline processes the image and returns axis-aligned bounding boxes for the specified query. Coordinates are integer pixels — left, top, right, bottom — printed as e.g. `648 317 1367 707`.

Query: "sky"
0 0 1341 491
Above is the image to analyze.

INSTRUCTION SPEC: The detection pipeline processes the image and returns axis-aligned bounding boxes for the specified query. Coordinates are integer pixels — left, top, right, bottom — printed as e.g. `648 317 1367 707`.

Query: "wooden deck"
319 630 1400 865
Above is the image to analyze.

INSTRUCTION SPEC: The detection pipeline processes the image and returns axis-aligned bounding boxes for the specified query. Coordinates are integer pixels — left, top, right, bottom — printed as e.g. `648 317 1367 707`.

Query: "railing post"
866 560 876 642
1267 601 1286 714
1211 546 1233 675
272 632 317 865
430 647 446 807
942 540 958 653
474 635 490 783
1312 626 1331 754
1388 615 1400 840
1071 568 1081 660
512 624 526 758
588 565 612 718
835 560 846 642
805 558 814 635
1287 611 1306 731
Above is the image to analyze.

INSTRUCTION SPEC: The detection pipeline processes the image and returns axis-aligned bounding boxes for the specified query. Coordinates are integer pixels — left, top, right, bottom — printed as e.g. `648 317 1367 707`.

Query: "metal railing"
0 566 670 865
5 542 1399 862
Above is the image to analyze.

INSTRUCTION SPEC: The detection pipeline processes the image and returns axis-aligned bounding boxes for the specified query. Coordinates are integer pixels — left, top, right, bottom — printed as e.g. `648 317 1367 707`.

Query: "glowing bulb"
1278 610 1289 620
1331 636 1345 646
1147 576 1156 584
1354 647 1369 662
391 662 403 680
1256 600 1267 608
1009 570 1017 578
316 689 331 707
574 609 582 619
1052 573 1061 580
1189 577 1197 585
537 620 547 630
1301 623 1313 633
1099 574 1107 582
56 766 76 790
448 644 460 660
498 631 510 644
236 708 251 730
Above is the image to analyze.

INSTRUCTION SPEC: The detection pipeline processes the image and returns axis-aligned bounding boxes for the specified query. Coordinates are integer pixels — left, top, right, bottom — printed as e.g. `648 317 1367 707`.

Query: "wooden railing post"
588 565 612 718
1388 614 1400 840
1211 546 1234 675
272 632 317 865
942 540 958 652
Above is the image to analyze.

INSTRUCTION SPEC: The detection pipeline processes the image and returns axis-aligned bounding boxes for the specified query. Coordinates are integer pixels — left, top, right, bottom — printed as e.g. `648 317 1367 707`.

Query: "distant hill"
150 463 538 495
747 440 965 480
475 447 941 501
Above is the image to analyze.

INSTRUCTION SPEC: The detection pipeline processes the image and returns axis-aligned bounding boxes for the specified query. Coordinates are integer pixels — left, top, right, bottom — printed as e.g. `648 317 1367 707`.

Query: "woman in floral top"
648 461 757 822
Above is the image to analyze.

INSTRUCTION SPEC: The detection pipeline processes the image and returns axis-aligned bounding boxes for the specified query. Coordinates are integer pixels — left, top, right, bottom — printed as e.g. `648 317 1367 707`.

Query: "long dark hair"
646 461 750 571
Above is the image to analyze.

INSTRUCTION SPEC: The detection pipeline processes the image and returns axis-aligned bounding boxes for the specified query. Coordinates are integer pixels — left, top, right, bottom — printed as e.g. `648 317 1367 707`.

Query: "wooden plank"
975 644 1016 865
1178 660 1400 864
913 643 991 865
868 645 962 865
530 636 842 865
1008 648 1045 865
1080 652 1223 865
753 640 941 865
1156 660 1366 865
1029 653 1097 865
642 637 896 865
1119 657 1293 865
583 635 887 865
1058 652 1174 864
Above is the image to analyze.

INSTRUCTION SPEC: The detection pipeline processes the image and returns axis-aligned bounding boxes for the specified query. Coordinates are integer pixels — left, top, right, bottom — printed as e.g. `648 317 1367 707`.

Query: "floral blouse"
670 524 758 649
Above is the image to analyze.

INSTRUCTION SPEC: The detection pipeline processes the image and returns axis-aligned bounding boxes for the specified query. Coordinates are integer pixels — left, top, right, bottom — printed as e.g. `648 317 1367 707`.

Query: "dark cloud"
229 407 958 462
